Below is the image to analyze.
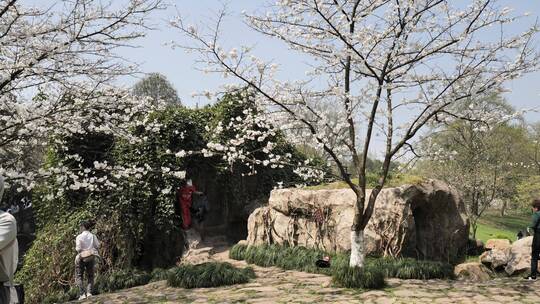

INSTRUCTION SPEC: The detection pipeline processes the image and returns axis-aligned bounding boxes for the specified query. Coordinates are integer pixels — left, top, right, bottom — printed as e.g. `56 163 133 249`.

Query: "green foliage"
22 92 317 302
306 174 425 190
167 262 255 288
42 288 78 304
39 269 153 303
229 243 248 260
150 267 174 282
371 257 454 280
94 268 152 294
132 72 181 104
516 176 540 211
332 265 386 289
15 211 91 304
229 244 453 289
417 96 535 238
386 174 426 187
230 243 338 275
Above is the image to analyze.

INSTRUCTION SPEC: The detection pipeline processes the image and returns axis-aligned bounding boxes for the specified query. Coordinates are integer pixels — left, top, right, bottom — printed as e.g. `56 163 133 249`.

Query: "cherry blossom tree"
171 0 539 267
0 0 162 186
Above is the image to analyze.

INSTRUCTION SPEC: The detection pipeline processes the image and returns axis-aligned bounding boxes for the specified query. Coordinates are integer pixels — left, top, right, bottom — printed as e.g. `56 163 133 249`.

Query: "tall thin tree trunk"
350 229 365 267
471 221 478 240
500 200 506 217
472 194 479 217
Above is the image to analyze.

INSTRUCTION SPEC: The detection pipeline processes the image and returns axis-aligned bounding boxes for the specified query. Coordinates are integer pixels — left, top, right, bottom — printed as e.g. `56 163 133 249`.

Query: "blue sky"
22 0 540 122
118 1 540 123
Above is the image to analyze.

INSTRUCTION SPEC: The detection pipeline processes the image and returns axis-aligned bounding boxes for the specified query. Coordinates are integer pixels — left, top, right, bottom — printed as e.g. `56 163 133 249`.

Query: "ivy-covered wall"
16 93 318 303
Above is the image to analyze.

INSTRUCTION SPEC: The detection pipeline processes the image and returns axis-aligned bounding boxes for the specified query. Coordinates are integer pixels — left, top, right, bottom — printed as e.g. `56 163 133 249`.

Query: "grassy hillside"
306 174 426 190
475 210 531 243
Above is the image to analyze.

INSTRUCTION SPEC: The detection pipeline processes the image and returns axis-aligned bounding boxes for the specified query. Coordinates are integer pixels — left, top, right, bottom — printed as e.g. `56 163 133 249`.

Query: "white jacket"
0 211 17 283
0 176 18 283
75 230 100 255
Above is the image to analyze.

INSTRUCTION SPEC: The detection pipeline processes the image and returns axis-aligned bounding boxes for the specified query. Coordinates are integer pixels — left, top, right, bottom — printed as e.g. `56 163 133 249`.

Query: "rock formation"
480 247 511 270
505 236 538 275
479 237 540 276
454 262 494 282
246 179 469 262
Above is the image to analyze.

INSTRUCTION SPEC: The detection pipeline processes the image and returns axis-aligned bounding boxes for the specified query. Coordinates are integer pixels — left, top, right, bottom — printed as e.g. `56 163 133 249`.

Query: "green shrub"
22 96 328 301
231 244 454 289
167 262 255 288
237 244 340 275
16 211 91 304
229 244 248 260
332 265 386 289
150 267 174 282
42 291 69 304
372 257 454 280
94 268 152 294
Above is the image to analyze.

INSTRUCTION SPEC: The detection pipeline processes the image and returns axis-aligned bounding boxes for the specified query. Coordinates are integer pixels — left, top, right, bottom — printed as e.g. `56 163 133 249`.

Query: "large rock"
505 236 539 275
480 248 511 270
246 179 469 262
454 262 493 282
485 239 511 251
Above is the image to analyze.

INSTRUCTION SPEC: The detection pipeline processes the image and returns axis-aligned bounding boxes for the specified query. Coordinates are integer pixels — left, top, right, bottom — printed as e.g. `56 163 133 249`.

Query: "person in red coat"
177 179 202 229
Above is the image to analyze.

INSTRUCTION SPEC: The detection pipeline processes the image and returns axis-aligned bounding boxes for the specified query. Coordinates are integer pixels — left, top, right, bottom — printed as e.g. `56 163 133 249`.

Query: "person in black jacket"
524 199 540 281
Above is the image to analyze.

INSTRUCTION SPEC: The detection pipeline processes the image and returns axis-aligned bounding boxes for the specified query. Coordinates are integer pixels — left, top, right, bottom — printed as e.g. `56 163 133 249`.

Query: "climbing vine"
18 92 326 303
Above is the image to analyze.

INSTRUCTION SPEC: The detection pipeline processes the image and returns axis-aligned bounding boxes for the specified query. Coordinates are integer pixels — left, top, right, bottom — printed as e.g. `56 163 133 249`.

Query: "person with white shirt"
0 176 18 304
75 220 100 300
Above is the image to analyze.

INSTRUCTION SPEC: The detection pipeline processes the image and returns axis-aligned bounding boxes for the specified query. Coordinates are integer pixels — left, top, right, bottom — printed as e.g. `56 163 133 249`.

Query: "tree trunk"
349 229 365 267
471 221 478 240
500 200 506 217
471 195 479 217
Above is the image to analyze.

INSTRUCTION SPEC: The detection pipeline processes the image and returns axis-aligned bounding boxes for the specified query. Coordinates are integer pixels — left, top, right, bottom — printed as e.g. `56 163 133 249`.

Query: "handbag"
80 250 96 263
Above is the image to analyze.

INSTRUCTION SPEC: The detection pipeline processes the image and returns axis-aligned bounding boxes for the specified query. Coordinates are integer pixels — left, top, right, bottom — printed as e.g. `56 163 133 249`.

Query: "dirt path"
76 248 540 304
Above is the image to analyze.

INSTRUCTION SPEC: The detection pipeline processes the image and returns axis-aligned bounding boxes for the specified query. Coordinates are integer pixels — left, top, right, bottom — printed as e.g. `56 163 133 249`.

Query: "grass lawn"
475 210 531 243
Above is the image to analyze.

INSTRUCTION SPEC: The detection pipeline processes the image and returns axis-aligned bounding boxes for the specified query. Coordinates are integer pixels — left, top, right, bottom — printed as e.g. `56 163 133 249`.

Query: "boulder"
485 239 511 251
181 247 214 265
246 179 469 262
480 248 511 270
505 236 540 275
454 262 493 282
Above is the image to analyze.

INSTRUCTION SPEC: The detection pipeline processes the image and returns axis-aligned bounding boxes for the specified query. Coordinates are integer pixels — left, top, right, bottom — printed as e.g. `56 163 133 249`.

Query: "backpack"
191 194 209 223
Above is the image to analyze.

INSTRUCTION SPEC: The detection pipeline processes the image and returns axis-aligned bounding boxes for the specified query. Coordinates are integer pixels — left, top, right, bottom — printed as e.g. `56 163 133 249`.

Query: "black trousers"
532 233 540 276
0 285 9 304
75 257 96 296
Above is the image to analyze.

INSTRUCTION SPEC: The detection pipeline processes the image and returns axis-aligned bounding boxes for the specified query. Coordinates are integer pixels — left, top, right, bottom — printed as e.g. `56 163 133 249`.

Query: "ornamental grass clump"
332 265 386 289
94 268 152 294
277 245 329 273
373 257 454 280
229 243 454 289
230 243 347 275
229 243 248 260
150 267 174 282
167 262 256 288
